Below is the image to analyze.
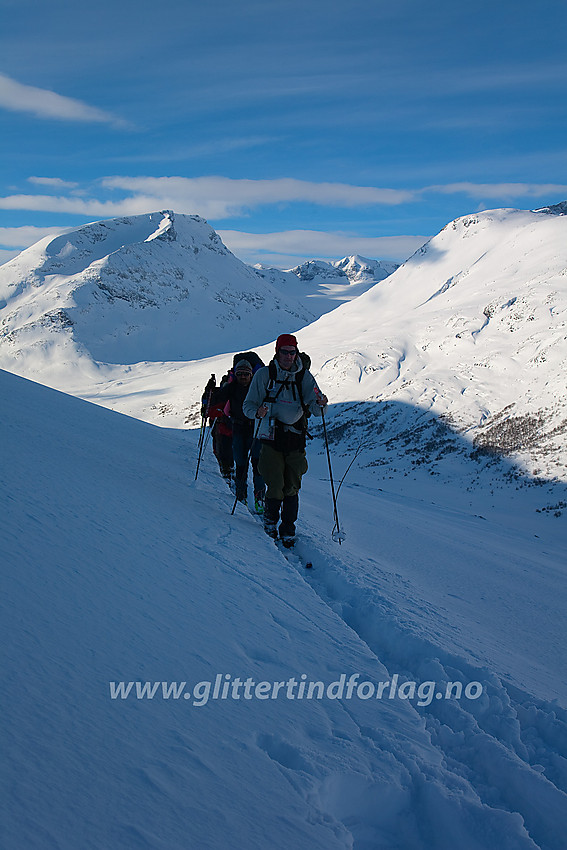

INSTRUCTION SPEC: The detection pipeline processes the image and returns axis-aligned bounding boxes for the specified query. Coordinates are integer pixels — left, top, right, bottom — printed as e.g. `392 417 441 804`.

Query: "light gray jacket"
243 357 324 435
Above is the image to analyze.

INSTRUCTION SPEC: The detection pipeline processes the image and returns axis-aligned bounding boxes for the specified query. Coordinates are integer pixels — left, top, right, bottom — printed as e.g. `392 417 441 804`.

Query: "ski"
234 495 314 569
274 536 313 569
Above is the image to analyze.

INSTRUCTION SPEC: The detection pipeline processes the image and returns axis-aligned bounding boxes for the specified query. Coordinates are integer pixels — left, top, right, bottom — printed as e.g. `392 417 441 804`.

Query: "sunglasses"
278 348 297 356
235 371 252 378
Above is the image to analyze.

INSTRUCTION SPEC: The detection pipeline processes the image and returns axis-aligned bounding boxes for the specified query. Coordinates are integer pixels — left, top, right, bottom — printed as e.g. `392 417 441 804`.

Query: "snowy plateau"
1 206 567 850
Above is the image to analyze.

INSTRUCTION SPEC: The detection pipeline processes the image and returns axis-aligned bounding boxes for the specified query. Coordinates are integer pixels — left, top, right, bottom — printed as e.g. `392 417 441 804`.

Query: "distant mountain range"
0 211 322 367
288 255 398 283
252 254 399 312
1 204 566 485
0 211 394 372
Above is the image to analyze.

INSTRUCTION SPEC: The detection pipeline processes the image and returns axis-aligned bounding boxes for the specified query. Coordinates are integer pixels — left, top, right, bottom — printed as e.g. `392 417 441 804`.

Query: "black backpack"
232 351 264 373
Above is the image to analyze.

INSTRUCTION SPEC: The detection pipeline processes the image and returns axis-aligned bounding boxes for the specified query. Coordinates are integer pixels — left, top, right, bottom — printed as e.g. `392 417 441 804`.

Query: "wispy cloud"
102 176 416 214
0 176 416 220
105 136 280 164
0 224 71 248
0 194 144 217
28 176 80 190
2 177 563 224
218 229 427 265
425 182 567 200
0 73 128 127
438 62 567 96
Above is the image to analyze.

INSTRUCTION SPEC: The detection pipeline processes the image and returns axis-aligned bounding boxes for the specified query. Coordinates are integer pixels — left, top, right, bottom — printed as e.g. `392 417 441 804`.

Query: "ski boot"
279 495 298 547
254 490 265 515
279 534 295 549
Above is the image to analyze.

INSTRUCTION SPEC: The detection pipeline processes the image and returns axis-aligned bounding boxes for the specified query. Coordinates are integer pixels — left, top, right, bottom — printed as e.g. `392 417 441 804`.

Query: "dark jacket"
214 380 254 434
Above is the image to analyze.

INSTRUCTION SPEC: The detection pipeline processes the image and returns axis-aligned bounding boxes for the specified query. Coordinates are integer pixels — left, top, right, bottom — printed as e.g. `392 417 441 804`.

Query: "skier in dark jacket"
201 374 216 418
199 372 234 482
243 334 327 546
214 359 265 509
208 390 234 484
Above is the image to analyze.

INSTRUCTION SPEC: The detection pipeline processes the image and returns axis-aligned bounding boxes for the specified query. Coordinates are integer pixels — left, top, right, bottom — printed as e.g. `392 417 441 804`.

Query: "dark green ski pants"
258 444 308 500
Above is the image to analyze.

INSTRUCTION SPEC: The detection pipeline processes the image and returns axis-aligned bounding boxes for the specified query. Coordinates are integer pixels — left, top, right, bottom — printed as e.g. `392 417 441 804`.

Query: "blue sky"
1 0 566 267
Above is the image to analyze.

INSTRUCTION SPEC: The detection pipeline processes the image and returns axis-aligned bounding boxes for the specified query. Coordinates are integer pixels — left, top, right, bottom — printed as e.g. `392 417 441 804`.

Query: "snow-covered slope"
0 210 316 370
296 206 567 483
3 367 566 849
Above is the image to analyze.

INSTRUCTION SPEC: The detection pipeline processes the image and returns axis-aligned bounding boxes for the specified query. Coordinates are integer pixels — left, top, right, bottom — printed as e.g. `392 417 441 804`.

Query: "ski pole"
194 423 209 481
319 403 344 544
196 410 207 460
335 435 365 501
231 418 261 515
201 419 213 460
195 387 214 481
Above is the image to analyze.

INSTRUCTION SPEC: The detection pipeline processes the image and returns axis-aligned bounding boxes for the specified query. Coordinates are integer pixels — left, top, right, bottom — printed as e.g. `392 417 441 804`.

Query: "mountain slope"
3 367 558 850
297 206 567 482
0 210 316 368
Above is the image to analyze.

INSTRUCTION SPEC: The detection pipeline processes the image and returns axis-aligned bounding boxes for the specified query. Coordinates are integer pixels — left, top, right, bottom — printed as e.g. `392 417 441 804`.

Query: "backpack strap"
265 360 288 402
292 364 312 438
265 360 311 436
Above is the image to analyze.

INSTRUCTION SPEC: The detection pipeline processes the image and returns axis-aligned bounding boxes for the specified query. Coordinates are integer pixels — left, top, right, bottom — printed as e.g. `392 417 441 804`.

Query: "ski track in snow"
227 442 567 850
273 520 567 850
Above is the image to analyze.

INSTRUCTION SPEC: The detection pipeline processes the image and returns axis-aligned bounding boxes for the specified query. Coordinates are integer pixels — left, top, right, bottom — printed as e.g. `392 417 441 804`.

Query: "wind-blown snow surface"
2 369 567 850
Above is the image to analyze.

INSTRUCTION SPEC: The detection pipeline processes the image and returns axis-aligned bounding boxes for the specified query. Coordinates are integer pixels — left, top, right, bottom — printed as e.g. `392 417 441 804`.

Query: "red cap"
275 334 298 351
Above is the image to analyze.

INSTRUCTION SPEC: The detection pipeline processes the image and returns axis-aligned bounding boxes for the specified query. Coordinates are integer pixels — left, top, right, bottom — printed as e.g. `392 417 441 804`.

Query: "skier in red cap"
243 334 328 546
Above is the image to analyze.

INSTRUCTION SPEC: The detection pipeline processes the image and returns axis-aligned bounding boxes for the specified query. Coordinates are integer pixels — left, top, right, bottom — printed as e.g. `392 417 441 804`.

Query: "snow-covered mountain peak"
288 259 346 282
1 211 192 288
0 211 316 368
2 203 566 485
250 253 399 323
302 206 567 482
287 254 398 285
534 199 567 216
333 254 399 282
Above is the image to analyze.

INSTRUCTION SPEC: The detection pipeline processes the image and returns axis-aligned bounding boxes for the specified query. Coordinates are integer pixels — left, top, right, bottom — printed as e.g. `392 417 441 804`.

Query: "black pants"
264 494 298 537
232 427 264 500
